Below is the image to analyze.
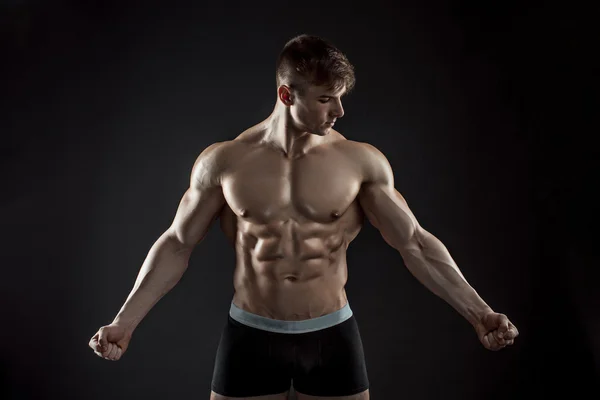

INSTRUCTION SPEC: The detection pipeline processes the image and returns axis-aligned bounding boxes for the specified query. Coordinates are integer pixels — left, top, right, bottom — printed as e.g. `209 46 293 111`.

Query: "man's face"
288 84 346 136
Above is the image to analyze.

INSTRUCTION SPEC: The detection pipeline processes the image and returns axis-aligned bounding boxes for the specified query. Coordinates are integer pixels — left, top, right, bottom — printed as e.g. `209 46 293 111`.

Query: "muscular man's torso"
216 124 368 321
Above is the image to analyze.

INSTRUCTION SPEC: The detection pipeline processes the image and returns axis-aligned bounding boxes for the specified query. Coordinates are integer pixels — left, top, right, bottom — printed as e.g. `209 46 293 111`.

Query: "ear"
278 85 293 105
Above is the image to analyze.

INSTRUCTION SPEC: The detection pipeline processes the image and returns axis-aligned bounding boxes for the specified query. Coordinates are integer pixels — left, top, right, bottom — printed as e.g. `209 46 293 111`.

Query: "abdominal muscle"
231 224 351 321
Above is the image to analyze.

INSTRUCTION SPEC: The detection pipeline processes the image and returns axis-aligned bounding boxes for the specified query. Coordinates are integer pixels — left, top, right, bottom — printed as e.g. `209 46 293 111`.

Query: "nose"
332 100 344 119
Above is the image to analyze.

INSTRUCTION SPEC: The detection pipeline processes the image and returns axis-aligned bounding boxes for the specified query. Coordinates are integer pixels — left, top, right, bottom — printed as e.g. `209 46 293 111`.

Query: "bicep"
168 184 225 250
358 182 421 251
167 142 227 250
356 141 426 250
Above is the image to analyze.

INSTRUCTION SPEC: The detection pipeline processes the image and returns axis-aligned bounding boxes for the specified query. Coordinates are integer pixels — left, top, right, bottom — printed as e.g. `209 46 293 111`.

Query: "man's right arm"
111 141 228 334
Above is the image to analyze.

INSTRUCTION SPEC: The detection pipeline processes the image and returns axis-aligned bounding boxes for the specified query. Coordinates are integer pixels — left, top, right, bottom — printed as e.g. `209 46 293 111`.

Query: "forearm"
112 232 192 333
399 230 492 327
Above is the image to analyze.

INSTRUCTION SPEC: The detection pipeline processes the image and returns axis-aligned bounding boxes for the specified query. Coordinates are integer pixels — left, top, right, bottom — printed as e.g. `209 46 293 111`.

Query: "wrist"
112 315 139 334
464 303 494 328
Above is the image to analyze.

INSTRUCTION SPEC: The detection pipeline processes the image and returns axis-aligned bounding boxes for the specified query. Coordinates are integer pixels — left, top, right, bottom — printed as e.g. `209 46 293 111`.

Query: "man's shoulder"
191 130 264 183
194 140 235 166
333 139 392 183
190 140 238 185
334 138 388 165
333 138 382 156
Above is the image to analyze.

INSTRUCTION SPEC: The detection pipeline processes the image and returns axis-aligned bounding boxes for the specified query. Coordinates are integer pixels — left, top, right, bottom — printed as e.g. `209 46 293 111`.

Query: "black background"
2 1 598 399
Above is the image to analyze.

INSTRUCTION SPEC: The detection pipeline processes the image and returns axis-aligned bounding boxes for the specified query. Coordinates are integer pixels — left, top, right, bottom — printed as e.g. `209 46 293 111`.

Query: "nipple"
240 209 248 218
331 211 341 219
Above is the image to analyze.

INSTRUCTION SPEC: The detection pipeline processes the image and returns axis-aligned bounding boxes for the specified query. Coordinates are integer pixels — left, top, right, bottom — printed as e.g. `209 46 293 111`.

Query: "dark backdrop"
2 1 597 399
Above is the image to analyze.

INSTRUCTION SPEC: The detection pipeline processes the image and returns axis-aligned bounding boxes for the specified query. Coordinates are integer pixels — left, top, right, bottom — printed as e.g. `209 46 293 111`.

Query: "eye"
319 98 330 103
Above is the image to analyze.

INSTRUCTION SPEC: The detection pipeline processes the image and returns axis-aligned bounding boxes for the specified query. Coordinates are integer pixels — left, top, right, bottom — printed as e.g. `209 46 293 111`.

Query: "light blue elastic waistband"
229 301 353 334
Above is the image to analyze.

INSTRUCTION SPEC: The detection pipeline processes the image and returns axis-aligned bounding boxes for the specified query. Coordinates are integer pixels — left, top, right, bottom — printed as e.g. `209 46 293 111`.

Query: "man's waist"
228 299 352 334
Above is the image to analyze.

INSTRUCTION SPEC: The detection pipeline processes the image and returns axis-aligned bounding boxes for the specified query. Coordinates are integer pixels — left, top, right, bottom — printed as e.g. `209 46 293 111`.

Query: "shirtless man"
88 34 519 399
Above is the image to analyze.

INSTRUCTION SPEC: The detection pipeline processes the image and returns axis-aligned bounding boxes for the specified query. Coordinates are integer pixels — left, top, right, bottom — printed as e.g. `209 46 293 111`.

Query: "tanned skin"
89 83 518 400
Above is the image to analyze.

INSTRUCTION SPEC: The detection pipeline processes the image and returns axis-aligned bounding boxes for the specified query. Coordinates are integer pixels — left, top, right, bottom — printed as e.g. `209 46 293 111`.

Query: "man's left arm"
356 143 518 351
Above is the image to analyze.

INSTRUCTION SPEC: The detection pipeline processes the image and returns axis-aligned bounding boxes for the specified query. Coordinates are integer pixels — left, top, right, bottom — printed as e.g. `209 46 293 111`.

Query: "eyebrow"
319 92 346 98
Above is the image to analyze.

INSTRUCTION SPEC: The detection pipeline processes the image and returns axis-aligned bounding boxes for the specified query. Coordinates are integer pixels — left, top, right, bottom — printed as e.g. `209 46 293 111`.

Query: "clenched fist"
88 324 132 361
475 312 519 351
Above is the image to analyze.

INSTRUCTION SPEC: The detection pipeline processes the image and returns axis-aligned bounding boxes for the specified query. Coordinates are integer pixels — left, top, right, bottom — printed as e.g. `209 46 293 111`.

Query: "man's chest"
221 148 363 224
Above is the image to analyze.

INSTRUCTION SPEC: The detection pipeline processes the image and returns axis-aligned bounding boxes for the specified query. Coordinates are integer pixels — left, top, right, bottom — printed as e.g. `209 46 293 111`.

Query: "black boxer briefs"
211 301 370 397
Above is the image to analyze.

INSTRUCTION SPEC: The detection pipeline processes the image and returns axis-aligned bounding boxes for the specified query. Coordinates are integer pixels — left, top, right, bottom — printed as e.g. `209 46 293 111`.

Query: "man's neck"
262 105 321 158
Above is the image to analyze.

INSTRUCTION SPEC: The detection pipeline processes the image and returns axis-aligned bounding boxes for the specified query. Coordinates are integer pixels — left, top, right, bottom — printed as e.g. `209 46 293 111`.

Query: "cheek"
292 104 314 122
290 106 304 123
309 104 329 119
292 103 328 127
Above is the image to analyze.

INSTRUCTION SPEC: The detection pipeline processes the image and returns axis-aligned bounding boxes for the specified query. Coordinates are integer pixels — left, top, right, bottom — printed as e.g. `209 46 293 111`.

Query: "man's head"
275 34 355 136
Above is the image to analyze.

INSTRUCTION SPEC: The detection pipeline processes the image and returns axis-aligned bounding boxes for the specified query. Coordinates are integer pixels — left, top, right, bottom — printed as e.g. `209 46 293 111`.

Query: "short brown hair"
275 34 355 96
